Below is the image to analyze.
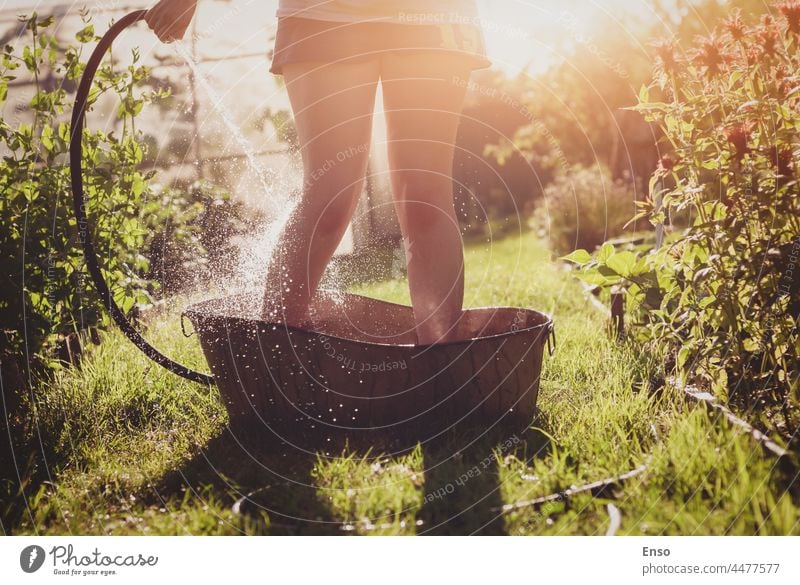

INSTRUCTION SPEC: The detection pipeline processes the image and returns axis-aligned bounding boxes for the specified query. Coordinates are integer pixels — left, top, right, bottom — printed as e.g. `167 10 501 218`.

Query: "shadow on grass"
156 414 553 536
415 423 550 535
1 412 74 534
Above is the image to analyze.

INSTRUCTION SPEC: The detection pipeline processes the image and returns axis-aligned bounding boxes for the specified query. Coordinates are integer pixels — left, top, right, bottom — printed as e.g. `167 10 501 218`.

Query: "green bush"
533 164 636 255
567 7 800 438
0 13 193 368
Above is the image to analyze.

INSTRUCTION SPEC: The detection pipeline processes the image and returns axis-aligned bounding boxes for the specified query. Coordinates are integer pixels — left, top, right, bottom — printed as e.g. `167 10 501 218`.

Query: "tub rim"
182 292 554 350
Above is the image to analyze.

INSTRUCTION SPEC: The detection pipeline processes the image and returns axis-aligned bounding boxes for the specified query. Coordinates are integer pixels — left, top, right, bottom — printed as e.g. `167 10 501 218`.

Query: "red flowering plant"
566 6 800 441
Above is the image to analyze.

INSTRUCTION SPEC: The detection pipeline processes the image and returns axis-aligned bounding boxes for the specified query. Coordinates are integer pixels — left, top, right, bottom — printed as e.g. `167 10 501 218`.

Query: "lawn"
5 232 799 535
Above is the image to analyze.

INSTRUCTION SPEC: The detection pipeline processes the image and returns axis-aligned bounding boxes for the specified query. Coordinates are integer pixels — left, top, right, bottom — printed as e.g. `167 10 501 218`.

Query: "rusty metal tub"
68 11 555 449
183 292 553 444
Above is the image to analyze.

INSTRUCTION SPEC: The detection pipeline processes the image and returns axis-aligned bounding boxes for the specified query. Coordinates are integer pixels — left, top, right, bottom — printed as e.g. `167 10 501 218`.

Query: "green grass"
5 233 799 535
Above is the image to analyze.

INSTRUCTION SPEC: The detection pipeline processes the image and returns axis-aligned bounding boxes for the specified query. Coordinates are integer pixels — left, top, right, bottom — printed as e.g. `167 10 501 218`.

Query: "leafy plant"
533 164 636 254
0 12 168 367
566 6 800 437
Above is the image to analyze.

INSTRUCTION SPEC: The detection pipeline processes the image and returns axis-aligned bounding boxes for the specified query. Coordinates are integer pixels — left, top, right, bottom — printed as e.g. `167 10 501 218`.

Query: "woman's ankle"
415 309 464 345
260 291 309 326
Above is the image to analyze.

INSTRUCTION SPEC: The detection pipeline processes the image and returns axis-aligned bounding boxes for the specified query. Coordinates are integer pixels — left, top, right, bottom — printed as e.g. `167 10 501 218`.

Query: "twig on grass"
667 377 790 461
493 461 649 514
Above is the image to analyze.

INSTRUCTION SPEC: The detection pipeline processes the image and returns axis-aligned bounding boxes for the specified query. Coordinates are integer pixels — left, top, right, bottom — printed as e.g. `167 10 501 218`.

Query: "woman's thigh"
380 53 471 222
282 60 381 199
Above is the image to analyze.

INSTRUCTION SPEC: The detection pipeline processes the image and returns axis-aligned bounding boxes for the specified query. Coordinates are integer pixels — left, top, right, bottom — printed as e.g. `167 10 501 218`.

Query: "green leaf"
58 122 70 143
598 265 621 279
41 124 54 151
22 45 36 72
76 24 94 44
742 338 760 352
131 175 145 197
676 345 692 370
598 242 615 263
576 271 613 287
562 249 592 264
37 15 54 29
727 70 743 89
606 251 637 277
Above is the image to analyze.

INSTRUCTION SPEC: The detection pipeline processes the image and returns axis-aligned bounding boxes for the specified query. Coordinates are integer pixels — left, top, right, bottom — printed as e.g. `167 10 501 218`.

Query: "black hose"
69 10 215 386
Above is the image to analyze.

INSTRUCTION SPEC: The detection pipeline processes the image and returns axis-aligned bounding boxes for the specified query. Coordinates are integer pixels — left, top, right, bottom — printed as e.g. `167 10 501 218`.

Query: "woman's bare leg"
262 60 380 324
381 54 471 344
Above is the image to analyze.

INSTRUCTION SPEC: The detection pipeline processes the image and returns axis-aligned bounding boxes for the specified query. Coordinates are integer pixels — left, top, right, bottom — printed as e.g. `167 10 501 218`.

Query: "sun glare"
0 0 667 74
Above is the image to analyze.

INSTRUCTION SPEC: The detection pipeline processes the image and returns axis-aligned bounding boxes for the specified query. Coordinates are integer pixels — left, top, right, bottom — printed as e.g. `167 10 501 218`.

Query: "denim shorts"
270 17 491 75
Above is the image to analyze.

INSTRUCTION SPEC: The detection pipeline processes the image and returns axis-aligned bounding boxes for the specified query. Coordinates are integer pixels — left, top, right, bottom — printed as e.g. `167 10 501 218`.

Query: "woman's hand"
145 0 197 42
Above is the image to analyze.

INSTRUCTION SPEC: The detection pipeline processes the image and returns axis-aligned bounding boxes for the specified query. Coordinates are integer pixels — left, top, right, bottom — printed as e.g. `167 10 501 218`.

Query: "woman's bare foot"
260 291 308 326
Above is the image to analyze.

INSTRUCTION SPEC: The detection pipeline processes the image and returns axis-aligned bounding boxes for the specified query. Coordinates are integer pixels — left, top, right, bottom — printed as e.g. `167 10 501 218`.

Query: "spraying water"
173 42 280 212
172 41 298 294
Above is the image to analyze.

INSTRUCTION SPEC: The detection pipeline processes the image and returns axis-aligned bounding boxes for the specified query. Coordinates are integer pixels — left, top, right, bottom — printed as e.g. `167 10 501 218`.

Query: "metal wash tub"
182 292 553 440
69 11 555 447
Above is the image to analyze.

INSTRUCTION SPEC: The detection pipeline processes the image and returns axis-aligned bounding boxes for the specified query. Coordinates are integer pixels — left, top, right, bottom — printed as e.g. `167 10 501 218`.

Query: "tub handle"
546 323 556 357
180 314 196 338
69 11 214 386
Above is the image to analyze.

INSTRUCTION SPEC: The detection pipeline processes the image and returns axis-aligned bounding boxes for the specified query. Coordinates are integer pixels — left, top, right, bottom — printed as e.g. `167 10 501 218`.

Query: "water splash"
172 41 298 294
173 42 282 212
233 215 292 291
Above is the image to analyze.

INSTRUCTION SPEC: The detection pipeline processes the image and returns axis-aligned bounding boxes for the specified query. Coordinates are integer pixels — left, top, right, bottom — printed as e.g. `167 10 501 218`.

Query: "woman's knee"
403 204 455 235
394 176 457 231
298 180 360 238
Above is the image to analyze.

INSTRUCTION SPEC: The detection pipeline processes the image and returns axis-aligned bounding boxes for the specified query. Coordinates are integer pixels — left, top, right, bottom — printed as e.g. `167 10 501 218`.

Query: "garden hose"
69 10 215 386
